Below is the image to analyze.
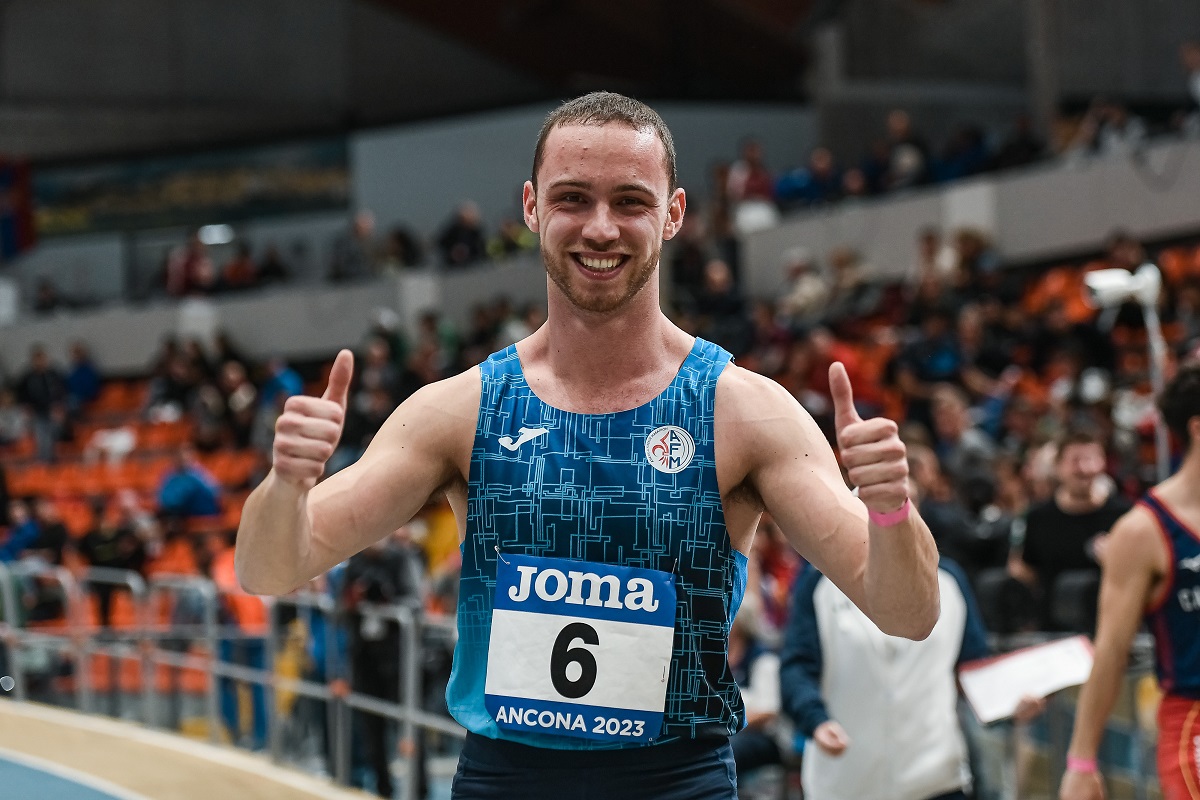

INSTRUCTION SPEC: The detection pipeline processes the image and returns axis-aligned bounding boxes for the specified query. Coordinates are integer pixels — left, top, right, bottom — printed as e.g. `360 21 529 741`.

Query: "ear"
661 188 686 241
522 181 539 234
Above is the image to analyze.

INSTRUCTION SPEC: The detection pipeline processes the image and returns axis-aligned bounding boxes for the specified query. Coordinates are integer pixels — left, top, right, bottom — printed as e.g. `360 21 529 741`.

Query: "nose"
581 203 620 246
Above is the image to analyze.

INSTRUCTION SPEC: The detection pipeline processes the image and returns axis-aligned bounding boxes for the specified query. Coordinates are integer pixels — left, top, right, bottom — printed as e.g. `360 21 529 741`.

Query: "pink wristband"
867 497 911 527
1066 756 1097 774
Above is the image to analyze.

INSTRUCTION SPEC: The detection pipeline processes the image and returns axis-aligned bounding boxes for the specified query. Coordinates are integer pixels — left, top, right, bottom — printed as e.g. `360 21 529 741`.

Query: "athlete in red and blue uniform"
1062 363 1200 800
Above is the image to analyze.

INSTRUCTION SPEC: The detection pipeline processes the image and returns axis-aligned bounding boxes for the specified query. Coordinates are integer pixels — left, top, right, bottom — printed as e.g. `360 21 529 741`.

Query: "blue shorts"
451 733 738 800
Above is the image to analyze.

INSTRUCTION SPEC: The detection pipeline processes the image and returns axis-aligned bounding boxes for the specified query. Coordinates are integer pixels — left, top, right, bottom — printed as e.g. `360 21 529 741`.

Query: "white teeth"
578 255 622 271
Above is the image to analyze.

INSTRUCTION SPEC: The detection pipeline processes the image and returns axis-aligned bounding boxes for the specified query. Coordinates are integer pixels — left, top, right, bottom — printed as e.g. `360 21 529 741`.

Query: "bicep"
306 383 472 573
1093 514 1163 654
749 392 871 612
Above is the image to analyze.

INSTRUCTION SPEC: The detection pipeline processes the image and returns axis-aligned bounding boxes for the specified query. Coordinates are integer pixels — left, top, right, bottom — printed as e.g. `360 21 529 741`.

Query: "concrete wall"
351 102 819 236
741 138 1200 297
0 257 551 376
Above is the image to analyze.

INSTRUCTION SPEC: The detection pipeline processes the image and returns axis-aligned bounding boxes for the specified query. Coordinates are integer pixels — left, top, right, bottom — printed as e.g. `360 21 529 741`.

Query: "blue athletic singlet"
1139 489 1200 699
446 337 748 749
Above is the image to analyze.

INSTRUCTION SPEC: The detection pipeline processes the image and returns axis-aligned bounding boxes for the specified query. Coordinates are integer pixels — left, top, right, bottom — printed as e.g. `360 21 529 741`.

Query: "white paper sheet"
958 635 1094 724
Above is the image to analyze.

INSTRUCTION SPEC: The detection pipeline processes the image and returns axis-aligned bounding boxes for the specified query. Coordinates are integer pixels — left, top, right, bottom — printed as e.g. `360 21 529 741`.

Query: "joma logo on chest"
508 566 659 612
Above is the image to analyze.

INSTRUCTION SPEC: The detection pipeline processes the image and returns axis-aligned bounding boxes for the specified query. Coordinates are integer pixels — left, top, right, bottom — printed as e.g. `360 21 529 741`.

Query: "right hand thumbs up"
273 349 354 489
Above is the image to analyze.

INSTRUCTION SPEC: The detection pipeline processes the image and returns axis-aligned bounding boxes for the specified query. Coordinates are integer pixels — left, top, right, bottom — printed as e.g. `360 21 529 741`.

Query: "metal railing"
0 565 1165 799
0 566 466 797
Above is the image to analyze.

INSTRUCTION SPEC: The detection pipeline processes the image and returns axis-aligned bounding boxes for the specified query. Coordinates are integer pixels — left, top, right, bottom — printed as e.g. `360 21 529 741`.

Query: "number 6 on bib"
484 553 676 742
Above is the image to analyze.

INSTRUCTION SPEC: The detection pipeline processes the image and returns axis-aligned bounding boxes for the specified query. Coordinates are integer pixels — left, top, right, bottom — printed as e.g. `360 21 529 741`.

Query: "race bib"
484 553 676 743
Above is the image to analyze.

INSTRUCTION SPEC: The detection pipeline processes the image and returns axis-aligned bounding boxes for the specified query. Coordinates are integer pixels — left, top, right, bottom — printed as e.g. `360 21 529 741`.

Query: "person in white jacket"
780 554 1042 800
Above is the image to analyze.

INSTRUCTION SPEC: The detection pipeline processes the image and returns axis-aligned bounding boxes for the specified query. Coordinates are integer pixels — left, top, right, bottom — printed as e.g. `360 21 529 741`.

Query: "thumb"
321 349 354 409
829 361 862 433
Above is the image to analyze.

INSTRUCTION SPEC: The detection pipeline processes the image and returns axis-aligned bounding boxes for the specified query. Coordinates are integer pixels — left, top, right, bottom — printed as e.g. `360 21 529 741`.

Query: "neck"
535 275 688 388
1170 446 1200 489
1056 485 1100 514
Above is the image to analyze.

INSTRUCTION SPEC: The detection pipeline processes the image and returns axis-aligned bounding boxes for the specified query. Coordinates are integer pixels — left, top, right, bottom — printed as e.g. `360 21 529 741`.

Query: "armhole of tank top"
1140 499 1177 615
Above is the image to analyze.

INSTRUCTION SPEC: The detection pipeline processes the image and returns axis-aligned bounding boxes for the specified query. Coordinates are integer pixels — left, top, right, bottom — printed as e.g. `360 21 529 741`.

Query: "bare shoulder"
1104 503 1170 576
716 361 807 425
360 366 480 473
715 362 828 454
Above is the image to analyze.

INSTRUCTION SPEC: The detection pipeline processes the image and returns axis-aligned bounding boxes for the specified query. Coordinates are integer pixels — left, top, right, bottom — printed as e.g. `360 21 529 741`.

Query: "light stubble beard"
542 241 661 314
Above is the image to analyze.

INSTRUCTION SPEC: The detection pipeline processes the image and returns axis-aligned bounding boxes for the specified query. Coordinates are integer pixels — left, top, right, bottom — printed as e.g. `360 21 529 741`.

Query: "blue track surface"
0 753 130 799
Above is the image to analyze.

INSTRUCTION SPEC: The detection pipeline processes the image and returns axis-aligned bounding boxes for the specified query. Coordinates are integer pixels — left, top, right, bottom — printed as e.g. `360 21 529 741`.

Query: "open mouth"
572 253 628 279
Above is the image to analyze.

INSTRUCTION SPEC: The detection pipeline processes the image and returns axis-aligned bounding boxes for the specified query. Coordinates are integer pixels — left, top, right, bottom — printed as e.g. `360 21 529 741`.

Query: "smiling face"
524 122 684 315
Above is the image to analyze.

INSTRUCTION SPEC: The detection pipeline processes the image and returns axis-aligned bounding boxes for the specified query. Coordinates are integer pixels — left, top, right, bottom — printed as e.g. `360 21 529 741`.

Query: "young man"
1060 364 1200 800
1008 428 1130 631
235 92 939 799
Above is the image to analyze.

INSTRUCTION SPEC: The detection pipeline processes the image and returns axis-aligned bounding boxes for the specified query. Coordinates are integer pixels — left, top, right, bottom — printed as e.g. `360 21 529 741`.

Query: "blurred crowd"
1 41 1198 794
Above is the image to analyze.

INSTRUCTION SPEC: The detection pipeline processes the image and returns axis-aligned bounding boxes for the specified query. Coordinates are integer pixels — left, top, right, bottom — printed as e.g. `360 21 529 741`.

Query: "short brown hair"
531 92 677 192
1159 362 1200 449
1054 426 1104 461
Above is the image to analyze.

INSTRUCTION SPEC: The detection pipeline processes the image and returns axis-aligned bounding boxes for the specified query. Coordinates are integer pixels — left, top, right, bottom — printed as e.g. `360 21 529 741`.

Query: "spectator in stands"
778 246 829 326
380 225 424 270
1180 41 1200 135
206 529 269 751
144 353 199 423
935 124 989 182
884 109 931 189
855 140 888 195
727 139 779 234
65 342 101 414
841 167 870 199
907 443 984 577
807 328 874 424
693 258 751 354
257 244 290 284
27 497 68 565
33 278 65 315
0 387 29 448
221 242 258 291
488 218 537 261
251 356 303 455
912 227 958 285
744 300 792 378
824 246 878 321
726 138 776 206
164 231 216 297
330 210 379 282
0 499 40 562
1068 99 1147 160
931 383 998 492
896 307 965 433
17 345 68 463
1007 428 1131 632
437 201 487 267
219 360 257 448
77 499 148 627
957 304 1017 404
776 146 842 210
343 524 427 798
157 445 222 519
989 114 1045 171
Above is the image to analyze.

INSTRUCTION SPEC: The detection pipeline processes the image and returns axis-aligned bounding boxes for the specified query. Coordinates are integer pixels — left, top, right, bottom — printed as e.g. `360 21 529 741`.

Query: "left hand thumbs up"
829 362 909 515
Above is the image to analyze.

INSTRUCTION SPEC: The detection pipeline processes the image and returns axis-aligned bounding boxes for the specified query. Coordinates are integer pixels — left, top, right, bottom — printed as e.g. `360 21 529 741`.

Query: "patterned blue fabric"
447 338 748 749
1139 490 1200 699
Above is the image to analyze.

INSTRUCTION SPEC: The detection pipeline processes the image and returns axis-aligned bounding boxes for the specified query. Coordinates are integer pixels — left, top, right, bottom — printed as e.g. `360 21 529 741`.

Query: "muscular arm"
235 369 477 595
719 366 939 640
1065 507 1165 761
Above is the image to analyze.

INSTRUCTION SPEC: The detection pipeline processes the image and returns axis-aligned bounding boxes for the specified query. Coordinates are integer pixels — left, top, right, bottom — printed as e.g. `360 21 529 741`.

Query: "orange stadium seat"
138 420 194 450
